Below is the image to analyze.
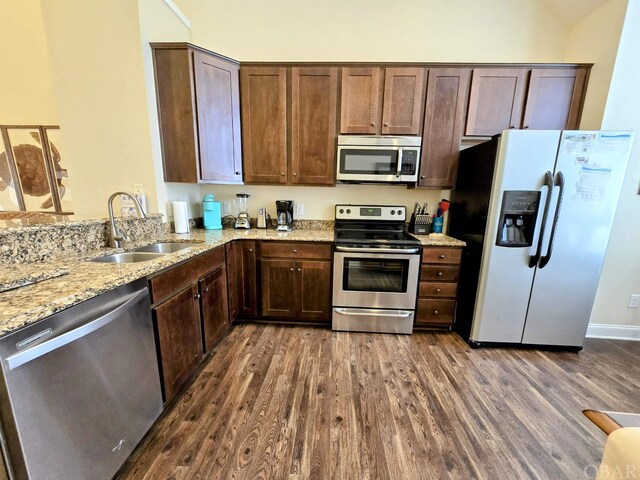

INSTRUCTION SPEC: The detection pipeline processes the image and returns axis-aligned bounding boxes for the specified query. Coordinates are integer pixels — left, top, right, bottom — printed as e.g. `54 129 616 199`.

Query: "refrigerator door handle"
528 171 554 268
539 171 565 269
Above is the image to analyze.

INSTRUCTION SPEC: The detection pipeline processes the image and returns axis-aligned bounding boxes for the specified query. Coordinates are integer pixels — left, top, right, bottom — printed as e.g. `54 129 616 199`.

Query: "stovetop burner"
334 204 421 247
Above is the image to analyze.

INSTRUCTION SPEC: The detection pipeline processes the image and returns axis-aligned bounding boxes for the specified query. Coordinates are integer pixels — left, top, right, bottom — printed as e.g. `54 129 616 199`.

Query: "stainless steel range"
332 204 421 334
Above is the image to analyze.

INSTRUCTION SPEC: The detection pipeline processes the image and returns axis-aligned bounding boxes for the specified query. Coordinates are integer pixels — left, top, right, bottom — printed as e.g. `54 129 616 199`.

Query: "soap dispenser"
202 194 222 230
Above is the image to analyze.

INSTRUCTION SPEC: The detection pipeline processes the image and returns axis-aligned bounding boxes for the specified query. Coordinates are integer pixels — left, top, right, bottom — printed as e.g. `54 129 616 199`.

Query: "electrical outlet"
629 294 640 308
223 201 232 215
296 203 304 216
131 184 144 196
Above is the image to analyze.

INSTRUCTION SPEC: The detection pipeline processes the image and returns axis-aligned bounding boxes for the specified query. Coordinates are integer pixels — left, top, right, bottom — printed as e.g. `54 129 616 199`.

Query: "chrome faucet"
107 192 147 248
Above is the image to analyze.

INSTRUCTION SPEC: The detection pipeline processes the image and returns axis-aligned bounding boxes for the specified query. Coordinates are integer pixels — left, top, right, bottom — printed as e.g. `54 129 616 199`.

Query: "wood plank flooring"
116 324 640 480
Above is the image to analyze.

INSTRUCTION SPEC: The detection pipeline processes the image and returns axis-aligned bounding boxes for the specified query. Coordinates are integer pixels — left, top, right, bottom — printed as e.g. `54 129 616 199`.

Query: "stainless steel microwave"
336 135 421 183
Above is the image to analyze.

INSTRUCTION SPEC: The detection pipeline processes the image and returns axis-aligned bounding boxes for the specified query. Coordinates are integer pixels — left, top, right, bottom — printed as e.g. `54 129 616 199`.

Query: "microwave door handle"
396 148 403 177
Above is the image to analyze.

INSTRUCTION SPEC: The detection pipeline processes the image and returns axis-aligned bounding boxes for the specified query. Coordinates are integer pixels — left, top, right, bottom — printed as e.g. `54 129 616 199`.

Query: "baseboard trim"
586 323 640 341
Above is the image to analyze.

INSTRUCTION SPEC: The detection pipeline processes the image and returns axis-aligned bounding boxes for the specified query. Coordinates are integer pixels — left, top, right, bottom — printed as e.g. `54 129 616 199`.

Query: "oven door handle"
335 245 421 254
334 308 413 318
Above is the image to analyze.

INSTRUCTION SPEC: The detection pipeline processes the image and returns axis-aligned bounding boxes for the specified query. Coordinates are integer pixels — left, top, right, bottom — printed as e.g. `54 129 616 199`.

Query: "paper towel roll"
173 201 190 234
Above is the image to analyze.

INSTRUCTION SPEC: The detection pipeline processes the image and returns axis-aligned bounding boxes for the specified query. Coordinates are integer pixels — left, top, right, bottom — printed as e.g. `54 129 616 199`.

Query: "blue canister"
202 194 222 230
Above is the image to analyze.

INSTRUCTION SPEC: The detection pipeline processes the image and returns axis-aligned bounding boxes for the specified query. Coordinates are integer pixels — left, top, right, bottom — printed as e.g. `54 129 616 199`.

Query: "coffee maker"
275 200 294 231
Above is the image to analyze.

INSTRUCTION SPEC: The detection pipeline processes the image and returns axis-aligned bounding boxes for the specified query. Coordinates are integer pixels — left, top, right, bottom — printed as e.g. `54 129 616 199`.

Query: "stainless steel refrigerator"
450 130 634 349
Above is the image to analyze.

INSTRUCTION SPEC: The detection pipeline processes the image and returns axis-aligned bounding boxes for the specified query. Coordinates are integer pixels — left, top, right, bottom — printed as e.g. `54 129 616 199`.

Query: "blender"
234 193 251 229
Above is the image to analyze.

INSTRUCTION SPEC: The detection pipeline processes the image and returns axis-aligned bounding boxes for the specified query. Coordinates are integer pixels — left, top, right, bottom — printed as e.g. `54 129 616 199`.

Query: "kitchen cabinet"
241 66 288 183
260 242 332 322
340 67 425 135
418 68 470 188
226 240 258 318
415 246 463 329
241 65 338 185
465 68 527 136
151 43 242 183
290 66 338 185
149 247 228 402
522 68 588 130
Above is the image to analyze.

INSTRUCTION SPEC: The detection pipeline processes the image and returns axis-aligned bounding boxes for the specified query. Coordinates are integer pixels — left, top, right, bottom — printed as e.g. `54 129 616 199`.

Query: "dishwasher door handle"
6 288 149 370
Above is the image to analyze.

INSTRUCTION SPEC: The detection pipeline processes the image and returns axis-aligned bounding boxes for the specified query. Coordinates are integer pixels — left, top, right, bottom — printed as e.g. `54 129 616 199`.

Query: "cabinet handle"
293 249 298 253
195 293 201 299
293 172 297 176
248 248 253 252
436 288 441 293
439 254 445 259
437 272 443 276
384 122 389 127
433 310 439 315
297 267 302 272
205 287 209 292
235 171 241 175
420 175 426 179
280 172 285 176
370 122 376 127
289 267 294 271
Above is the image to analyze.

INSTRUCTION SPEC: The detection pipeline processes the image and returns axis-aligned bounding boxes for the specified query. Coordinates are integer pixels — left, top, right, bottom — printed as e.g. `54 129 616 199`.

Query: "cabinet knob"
510 125 517 129
439 254 445 259
384 122 389 127
370 122 376 127
436 288 441 293
420 175 426 179
437 272 443 276
293 172 297 176
524 125 530 129
289 267 294 271
195 293 201 299
248 248 253 252
235 171 241 175
281 172 285 176
433 310 439 315
205 287 209 292
297 267 302 272
293 249 298 253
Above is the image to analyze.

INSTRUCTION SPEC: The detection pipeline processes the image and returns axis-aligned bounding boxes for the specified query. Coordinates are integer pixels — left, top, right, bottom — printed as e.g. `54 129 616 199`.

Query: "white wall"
590 0 640 328
564 0 627 129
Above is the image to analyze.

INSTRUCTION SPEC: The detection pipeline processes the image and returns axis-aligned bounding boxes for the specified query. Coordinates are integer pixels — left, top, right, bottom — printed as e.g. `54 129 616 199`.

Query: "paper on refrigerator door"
573 166 612 203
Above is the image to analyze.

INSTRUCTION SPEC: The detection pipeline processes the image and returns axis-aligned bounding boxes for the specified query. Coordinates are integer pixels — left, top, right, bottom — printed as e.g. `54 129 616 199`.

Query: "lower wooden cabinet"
153 284 202 402
414 246 462 329
260 242 332 322
200 265 230 353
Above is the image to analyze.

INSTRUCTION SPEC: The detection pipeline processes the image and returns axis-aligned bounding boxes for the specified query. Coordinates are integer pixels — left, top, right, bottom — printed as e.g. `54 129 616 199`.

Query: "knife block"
409 213 431 235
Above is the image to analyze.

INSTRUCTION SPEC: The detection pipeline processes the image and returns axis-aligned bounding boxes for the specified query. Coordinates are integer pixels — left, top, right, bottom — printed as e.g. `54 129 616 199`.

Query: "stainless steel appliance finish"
275 200 294 231
0 279 162 480
336 135 421 183
332 204 421 334
450 130 634 349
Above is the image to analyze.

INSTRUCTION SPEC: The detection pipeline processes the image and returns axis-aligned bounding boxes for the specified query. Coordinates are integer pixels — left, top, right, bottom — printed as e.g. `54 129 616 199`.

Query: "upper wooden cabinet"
240 66 288 183
419 68 470 189
290 67 338 185
522 68 588 130
381 67 426 135
241 65 338 185
465 68 527 136
151 43 242 183
340 67 425 135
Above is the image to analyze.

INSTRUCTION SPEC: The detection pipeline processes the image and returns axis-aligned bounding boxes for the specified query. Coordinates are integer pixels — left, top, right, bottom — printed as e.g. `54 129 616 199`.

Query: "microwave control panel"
400 150 418 175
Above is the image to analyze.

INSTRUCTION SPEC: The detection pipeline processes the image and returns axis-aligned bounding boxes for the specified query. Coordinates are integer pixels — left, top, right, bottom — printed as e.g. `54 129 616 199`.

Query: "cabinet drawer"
416 299 456 326
422 247 462 264
261 242 331 260
419 282 457 298
420 265 459 282
149 247 225 304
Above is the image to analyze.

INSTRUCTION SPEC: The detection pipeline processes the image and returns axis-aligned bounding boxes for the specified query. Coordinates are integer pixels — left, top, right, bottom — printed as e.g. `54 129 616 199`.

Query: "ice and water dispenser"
495 191 540 247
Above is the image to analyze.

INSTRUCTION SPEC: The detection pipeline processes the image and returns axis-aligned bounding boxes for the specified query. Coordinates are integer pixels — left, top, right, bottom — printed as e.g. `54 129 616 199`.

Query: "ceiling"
539 0 618 25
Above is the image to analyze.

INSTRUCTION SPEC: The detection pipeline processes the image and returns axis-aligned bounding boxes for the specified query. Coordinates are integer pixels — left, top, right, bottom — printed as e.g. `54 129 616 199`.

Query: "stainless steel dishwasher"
0 278 163 480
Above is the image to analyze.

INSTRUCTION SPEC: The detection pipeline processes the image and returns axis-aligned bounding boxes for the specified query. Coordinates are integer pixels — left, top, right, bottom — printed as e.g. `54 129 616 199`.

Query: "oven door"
333 248 420 310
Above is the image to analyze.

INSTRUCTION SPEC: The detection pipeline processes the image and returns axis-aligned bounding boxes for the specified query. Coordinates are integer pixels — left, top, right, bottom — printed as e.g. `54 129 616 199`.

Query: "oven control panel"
335 204 406 221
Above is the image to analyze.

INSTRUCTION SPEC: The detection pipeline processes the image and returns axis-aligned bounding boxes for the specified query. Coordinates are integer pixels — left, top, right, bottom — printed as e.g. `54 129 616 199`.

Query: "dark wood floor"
117 324 640 480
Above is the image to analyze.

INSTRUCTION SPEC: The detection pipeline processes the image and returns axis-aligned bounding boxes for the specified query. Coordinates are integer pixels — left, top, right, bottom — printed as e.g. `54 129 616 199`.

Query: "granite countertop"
0 229 464 337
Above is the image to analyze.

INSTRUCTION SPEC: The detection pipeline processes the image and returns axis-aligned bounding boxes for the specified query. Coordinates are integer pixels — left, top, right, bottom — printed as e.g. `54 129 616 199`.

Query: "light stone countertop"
0 229 464 337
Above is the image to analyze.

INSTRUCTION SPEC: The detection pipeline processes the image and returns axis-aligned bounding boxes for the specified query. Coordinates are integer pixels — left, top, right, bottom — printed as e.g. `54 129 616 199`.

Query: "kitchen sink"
89 252 168 263
133 242 201 254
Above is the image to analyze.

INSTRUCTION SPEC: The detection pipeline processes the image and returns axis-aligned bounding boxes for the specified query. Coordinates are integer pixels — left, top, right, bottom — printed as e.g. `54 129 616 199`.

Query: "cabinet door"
200 266 230 353
419 68 470 188
193 51 242 183
153 284 202 401
340 67 381 134
296 260 331 322
225 242 239 322
261 259 296 317
291 67 338 185
381 67 425 135
465 68 527 136
240 67 288 183
522 68 588 130
237 241 258 317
